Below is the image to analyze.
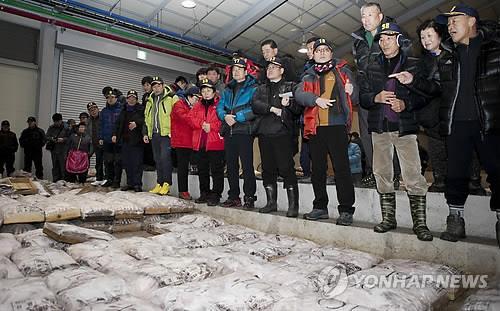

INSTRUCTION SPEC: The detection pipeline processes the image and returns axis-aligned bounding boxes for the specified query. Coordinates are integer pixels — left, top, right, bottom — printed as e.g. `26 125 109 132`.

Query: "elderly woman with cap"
295 38 358 225
189 79 225 206
252 57 303 217
171 85 200 200
112 90 145 192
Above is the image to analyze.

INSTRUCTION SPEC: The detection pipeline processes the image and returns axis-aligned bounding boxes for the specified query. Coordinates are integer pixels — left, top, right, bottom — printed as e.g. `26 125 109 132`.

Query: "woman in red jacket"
189 79 225 206
171 86 200 200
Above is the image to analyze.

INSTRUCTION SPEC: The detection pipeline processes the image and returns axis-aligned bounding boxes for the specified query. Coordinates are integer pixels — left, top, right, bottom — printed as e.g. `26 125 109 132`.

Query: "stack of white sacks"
0 210 473 310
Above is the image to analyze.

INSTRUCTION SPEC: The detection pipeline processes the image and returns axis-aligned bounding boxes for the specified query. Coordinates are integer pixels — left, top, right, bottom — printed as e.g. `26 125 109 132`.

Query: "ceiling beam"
278 0 353 50
108 0 121 13
144 0 173 24
210 0 287 46
333 0 448 57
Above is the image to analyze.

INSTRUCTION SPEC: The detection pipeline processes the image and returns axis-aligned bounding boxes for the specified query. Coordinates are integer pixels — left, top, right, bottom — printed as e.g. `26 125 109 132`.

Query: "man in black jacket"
0 120 18 177
252 57 303 217
393 5 500 246
46 113 70 182
112 90 145 192
19 117 45 179
359 23 432 241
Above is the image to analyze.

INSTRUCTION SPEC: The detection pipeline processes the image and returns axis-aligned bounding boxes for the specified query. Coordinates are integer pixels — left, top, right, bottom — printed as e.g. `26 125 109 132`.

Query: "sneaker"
101 180 113 187
304 209 329 220
243 196 256 209
179 192 192 200
336 212 353 226
158 182 170 195
220 198 242 208
91 180 105 186
149 183 162 194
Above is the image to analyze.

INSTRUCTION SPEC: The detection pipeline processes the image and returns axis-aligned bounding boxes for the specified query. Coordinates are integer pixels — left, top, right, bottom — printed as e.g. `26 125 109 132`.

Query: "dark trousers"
67 171 88 183
93 146 104 181
103 143 122 184
446 121 500 211
24 148 43 179
176 148 192 193
309 125 355 214
0 153 15 176
358 106 373 174
259 135 297 188
427 134 447 178
51 151 66 182
151 134 172 184
122 142 144 187
300 126 311 177
224 134 256 200
198 149 225 197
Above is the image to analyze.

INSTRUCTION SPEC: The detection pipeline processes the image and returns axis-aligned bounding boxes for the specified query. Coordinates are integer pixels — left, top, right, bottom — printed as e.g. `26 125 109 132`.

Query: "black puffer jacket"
113 104 145 146
251 80 303 137
411 21 500 135
0 130 18 155
359 52 421 136
351 16 395 73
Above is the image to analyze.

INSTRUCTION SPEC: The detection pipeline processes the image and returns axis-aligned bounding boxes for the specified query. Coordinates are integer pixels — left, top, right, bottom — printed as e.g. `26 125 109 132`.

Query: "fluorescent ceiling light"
181 0 196 8
137 49 147 60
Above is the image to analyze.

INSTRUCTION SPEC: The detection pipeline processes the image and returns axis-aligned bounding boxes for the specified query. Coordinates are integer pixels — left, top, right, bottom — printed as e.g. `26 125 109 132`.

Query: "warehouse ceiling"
24 0 500 62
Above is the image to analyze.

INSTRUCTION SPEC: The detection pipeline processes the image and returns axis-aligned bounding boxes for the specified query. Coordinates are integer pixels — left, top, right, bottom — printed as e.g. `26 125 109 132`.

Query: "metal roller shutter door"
59 48 191 120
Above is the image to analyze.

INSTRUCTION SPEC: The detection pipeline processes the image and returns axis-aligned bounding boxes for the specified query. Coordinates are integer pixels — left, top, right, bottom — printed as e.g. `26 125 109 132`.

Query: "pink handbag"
65 137 89 174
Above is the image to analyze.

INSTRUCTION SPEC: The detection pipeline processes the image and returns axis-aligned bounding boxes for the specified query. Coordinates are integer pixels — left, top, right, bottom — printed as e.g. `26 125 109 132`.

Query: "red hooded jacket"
171 97 193 149
188 96 224 151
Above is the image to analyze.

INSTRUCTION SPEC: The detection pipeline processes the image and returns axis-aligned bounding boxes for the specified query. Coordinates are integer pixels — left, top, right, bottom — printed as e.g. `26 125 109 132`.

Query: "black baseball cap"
313 38 333 52
87 102 98 110
127 89 139 99
199 79 216 91
27 116 36 123
1 120 9 126
231 58 247 68
151 76 164 86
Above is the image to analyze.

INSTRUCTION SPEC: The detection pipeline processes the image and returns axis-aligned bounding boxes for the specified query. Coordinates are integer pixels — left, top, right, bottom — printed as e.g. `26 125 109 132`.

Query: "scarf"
314 60 334 74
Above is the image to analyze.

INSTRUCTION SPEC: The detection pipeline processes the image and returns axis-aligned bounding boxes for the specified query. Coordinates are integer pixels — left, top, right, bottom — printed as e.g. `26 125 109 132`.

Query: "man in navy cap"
393 4 500 246
359 23 433 241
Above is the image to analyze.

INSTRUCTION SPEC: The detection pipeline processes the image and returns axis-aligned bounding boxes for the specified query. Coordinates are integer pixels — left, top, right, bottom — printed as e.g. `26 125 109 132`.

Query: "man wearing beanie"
295 38 358 225
0 120 18 177
19 117 46 179
46 113 70 182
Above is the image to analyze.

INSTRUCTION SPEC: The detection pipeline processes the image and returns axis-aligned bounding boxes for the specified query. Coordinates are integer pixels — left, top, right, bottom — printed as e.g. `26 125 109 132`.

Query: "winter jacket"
144 86 178 138
217 75 258 136
113 104 145 146
142 91 151 106
189 97 224 151
171 97 194 149
19 126 46 150
295 59 358 139
98 102 122 143
67 132 92 154
351 16 397 73
0 130 18 155
252 79 303 137
410 21 500 136
359 51 421 136
348 142 362 174
46 124 70 153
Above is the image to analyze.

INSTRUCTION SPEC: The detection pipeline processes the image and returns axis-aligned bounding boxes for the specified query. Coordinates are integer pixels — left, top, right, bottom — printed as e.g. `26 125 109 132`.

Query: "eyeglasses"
314 48 331 54
267 65 281 71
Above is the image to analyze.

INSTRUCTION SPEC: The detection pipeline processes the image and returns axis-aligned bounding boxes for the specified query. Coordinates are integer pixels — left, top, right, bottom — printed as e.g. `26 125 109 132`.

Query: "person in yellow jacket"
143 76 178 195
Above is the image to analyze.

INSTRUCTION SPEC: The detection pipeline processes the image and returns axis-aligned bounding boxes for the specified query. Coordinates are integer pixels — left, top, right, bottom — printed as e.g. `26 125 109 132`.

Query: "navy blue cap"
436 4 480 24
199 79 216 91
127 89 139 99
374 22 402 40
267 56 284 68
185 86 200 97
231 58 247 68
313 38 333 52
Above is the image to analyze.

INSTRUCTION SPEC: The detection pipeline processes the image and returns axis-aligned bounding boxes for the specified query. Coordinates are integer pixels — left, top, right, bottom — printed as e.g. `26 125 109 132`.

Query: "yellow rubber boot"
158 182 170 195
149 183 162 194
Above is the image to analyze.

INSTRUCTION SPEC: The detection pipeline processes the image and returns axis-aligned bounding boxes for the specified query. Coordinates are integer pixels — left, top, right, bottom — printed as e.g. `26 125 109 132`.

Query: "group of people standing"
0 2 498 246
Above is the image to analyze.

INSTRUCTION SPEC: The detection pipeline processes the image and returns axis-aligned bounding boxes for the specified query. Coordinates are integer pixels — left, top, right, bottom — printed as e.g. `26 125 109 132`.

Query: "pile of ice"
0 213 466 310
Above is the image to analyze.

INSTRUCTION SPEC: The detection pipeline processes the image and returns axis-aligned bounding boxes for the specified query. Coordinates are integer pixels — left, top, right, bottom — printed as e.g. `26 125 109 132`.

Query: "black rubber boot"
243 195 256 209
440 214 466 242
408 195 433 241
374 193 397 233
286 185 299 218
259 184 277 213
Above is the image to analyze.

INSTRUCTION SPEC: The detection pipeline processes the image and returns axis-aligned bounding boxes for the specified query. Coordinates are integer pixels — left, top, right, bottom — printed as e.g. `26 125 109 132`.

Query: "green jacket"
144 86 178 138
